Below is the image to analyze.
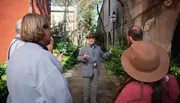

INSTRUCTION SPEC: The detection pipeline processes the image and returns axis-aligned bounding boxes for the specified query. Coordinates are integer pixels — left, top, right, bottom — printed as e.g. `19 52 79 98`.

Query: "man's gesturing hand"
84 52 90 59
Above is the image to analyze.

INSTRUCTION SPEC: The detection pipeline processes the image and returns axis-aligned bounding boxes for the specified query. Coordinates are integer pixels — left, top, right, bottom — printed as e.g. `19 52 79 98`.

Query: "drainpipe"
29 0 33 13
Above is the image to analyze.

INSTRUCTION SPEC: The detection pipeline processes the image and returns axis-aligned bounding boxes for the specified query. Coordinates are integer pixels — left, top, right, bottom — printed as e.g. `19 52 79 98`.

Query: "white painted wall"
51 5 77 31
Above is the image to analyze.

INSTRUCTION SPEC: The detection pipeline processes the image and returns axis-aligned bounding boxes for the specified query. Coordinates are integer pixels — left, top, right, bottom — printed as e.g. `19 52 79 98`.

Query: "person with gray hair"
7 19 25 60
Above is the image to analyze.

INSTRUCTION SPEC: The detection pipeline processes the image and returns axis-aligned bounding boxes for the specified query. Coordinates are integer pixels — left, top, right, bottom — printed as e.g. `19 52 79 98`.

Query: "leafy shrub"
104 33 128 82
0 63 8 103
52 35 79 71
104 46 126 82
94 26 106 51
169 57 180 85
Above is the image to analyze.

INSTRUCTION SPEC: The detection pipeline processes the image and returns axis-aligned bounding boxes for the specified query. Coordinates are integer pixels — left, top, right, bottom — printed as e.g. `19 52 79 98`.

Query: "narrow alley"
64 63 120 103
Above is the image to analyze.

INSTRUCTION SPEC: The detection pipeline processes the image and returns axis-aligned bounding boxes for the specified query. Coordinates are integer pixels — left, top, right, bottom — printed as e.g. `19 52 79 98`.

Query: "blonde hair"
20 13 50 42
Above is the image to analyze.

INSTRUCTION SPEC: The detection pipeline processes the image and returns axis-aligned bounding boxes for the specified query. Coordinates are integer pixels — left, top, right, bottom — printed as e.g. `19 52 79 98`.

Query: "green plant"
52 35 79 71
169 57 180 85
0 63 8 103
104 46 126 82
104 33 128 82
94 26 106 51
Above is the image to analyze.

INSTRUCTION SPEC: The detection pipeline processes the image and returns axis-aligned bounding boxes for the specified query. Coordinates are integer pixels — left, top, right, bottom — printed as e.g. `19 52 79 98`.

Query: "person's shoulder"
121 81 140 95
16 40 25 47
122 81 152 96
17 39 25 44
80 44 88 49
124 81 142 90
95 45 101 49
167 74 176 80
39 49 53 59
20 43 49 58
166 74 179 87
166 74 180 101
95 44 100 47
9 39 16 45
115 81 152 103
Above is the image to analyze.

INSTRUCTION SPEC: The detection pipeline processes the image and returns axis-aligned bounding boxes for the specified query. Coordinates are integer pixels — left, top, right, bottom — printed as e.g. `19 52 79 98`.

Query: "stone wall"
123 0 180 51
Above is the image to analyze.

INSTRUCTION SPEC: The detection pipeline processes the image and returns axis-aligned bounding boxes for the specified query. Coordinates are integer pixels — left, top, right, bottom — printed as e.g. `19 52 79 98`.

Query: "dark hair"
114 73 168 103
150 79 168 103
128 26 143 41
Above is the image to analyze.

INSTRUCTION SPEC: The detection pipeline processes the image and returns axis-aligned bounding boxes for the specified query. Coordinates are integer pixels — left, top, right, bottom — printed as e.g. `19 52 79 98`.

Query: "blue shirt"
7 42 72 103
7 37 25 60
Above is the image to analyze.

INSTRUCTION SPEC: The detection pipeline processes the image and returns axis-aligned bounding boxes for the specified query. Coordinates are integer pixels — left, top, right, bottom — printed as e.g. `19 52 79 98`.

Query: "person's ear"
129 36 133 42
127 35 129 40
41 30 47 40
127 35 130 41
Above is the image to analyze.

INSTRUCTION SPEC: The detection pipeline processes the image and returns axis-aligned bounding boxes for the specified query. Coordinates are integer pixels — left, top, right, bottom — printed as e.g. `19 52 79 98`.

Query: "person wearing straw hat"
77 33 112 103
115 41 179 103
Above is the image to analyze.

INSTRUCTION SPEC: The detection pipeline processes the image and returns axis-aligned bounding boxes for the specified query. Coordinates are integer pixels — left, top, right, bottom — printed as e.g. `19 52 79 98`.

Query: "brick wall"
0 0 29 63
0 0 50 63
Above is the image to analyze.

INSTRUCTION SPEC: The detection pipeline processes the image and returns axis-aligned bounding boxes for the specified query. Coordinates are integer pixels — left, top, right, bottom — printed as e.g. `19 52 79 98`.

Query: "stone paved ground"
64 63 120 103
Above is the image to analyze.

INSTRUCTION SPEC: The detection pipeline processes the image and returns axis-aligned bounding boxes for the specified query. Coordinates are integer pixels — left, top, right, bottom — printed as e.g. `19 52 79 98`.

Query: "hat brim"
86 36 96 39
121 44 170 82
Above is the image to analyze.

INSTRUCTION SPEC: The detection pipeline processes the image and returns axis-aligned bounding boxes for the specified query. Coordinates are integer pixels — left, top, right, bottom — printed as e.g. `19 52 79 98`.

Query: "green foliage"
0 63 8 103
52 35 79 71
54 0 100 32
76 0 99 31
169 56 180 85
104 33 128 82
94 26 106 51
53 0 75 6
104 46 126 81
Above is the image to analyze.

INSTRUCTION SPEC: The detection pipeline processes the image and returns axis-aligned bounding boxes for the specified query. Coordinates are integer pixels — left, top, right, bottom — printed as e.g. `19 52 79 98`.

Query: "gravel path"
64 63 120 103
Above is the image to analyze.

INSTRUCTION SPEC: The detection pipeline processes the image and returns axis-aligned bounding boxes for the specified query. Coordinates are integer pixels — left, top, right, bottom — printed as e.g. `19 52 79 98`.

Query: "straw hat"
86 33 96 39
121 41 169 82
